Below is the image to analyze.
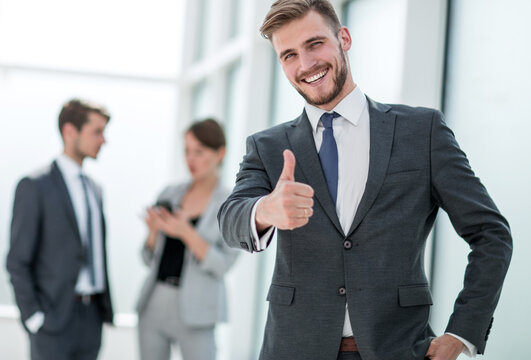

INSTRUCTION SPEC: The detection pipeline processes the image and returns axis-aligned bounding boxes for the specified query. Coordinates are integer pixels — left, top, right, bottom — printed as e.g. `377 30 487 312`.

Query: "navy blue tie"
80 174 96 287
318 112 341 205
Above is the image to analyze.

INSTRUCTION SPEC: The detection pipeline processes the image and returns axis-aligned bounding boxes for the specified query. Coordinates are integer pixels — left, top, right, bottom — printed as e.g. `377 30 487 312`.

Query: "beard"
293 50 348 107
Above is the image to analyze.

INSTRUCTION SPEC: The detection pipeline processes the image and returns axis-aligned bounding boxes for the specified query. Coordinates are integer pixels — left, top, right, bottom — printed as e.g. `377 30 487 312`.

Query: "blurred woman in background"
136 118 238 360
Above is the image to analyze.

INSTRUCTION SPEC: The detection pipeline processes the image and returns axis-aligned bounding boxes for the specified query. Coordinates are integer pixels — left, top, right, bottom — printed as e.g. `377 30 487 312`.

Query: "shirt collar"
304 85 367 133
56 153 83 181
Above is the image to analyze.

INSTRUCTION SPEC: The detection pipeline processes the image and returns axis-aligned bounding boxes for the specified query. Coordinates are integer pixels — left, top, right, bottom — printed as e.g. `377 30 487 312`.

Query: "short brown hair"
58 98 111 134
260 0 341 40
187 118 226 150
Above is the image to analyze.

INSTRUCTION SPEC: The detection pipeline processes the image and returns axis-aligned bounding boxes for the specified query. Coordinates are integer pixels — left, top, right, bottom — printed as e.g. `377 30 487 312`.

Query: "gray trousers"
30 301 102 360
138 282 216 360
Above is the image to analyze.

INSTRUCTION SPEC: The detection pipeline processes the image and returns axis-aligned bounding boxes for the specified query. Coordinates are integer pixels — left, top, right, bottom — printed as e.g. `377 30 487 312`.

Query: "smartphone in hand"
155 200 173 212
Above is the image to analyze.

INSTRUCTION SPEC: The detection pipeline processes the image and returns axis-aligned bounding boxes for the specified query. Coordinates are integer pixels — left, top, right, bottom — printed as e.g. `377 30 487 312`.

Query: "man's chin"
303 93 335 107
296 85 334 106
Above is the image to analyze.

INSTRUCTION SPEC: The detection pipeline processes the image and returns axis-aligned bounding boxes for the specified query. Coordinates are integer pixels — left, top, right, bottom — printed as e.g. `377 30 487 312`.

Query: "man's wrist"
251 197 276 251
445 332 477 357
255 196 271 233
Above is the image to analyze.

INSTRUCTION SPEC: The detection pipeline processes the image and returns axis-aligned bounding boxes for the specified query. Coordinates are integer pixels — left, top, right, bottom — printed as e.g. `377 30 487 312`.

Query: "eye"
283 53 295 61
311 41 322 47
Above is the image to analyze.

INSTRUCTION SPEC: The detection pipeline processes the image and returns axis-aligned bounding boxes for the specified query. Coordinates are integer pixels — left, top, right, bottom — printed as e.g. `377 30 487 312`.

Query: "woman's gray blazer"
136 182 239 326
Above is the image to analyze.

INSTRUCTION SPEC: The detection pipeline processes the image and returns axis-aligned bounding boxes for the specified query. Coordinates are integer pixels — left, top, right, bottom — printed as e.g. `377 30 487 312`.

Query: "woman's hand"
144 207 165 250
144 207 162 232
146 206 209 261
155 207 194 239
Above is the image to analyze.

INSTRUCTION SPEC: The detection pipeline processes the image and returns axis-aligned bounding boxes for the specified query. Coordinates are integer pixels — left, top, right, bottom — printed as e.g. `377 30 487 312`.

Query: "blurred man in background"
6 99 114 360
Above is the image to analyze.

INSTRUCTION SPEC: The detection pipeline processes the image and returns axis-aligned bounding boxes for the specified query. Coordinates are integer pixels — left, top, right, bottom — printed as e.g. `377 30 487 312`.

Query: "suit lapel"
51 161 82 242
286 111 343 235
347 98 396 238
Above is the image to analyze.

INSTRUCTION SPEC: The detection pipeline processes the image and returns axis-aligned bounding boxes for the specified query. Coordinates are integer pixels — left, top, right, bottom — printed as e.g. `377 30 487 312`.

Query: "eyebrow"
278 36 327 60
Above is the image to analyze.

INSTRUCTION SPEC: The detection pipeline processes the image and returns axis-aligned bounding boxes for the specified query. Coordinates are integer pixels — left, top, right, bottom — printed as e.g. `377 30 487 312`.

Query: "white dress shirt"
57 153 105 294
251 87 476 357
25 153 106 333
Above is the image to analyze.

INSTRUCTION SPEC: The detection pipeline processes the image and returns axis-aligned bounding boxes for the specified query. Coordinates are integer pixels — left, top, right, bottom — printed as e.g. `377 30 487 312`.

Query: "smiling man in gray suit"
6 99 114 360
217 1 512 360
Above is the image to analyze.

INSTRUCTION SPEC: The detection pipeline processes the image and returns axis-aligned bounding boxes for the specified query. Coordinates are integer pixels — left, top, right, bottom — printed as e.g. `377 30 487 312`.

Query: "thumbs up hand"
256 149 315 231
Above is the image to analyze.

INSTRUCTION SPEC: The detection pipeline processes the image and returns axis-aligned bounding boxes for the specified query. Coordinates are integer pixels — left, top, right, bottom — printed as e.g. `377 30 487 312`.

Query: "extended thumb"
279 149 296 181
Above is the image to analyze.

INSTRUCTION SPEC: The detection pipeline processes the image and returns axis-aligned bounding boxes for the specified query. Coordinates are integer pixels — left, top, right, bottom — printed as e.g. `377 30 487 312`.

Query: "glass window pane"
223 60 244 184
191 78 216 119
194 0 217 61
343 0 408 102
430 1 531 357
228 0 244 39
0 0 182 78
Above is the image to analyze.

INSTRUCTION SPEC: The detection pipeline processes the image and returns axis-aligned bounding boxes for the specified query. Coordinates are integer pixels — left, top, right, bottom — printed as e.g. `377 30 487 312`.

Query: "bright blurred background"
0 0 529 359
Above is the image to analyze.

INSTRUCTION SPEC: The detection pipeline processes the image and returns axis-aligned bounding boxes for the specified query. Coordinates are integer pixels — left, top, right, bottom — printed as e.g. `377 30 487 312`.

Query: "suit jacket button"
344 240 352 249
338 287 346 295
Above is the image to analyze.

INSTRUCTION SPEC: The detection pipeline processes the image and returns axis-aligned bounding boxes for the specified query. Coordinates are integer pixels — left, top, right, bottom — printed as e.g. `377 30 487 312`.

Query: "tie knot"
320 111 340 129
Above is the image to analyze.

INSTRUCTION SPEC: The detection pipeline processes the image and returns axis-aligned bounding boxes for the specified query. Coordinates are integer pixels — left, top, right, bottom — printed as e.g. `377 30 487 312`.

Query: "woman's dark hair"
187 118 226 150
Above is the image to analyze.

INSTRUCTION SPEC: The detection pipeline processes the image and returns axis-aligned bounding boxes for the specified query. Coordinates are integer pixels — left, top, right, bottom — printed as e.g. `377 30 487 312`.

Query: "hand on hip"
425 334 465 360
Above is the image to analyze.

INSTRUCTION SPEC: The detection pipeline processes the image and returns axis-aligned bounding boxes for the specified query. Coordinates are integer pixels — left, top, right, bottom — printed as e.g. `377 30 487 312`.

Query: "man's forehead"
271 10 334 48
271 11 334 52
86 112 108 126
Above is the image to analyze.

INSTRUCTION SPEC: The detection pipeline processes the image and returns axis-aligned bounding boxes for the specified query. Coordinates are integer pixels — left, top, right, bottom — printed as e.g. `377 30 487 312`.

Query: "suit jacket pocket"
267 284 295 305
384 169 421 184
398 284 433 307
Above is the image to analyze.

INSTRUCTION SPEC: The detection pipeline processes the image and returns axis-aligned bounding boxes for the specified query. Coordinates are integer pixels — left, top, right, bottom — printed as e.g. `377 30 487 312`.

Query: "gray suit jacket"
6 161 114 333
136 182 238 326
218 99 512 360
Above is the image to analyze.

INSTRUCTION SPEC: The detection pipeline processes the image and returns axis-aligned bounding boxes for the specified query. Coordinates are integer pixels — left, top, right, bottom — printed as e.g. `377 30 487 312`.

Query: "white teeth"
305 69 327 83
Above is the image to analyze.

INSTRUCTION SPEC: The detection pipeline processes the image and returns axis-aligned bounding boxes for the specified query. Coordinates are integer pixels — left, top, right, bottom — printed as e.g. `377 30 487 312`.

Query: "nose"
298 50 317 72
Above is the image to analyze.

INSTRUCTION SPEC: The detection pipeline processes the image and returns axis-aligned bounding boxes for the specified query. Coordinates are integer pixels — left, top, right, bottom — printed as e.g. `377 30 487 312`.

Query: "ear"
217 146 226 165
338 27 352 52
61 123 78 142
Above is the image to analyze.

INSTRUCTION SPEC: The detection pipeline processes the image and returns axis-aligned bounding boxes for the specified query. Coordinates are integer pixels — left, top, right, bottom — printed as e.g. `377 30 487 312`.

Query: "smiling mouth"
302 68 329 84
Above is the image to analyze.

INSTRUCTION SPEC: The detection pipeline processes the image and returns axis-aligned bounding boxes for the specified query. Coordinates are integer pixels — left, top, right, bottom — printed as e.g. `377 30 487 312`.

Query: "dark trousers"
30 301 103 360
337 352 363 360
